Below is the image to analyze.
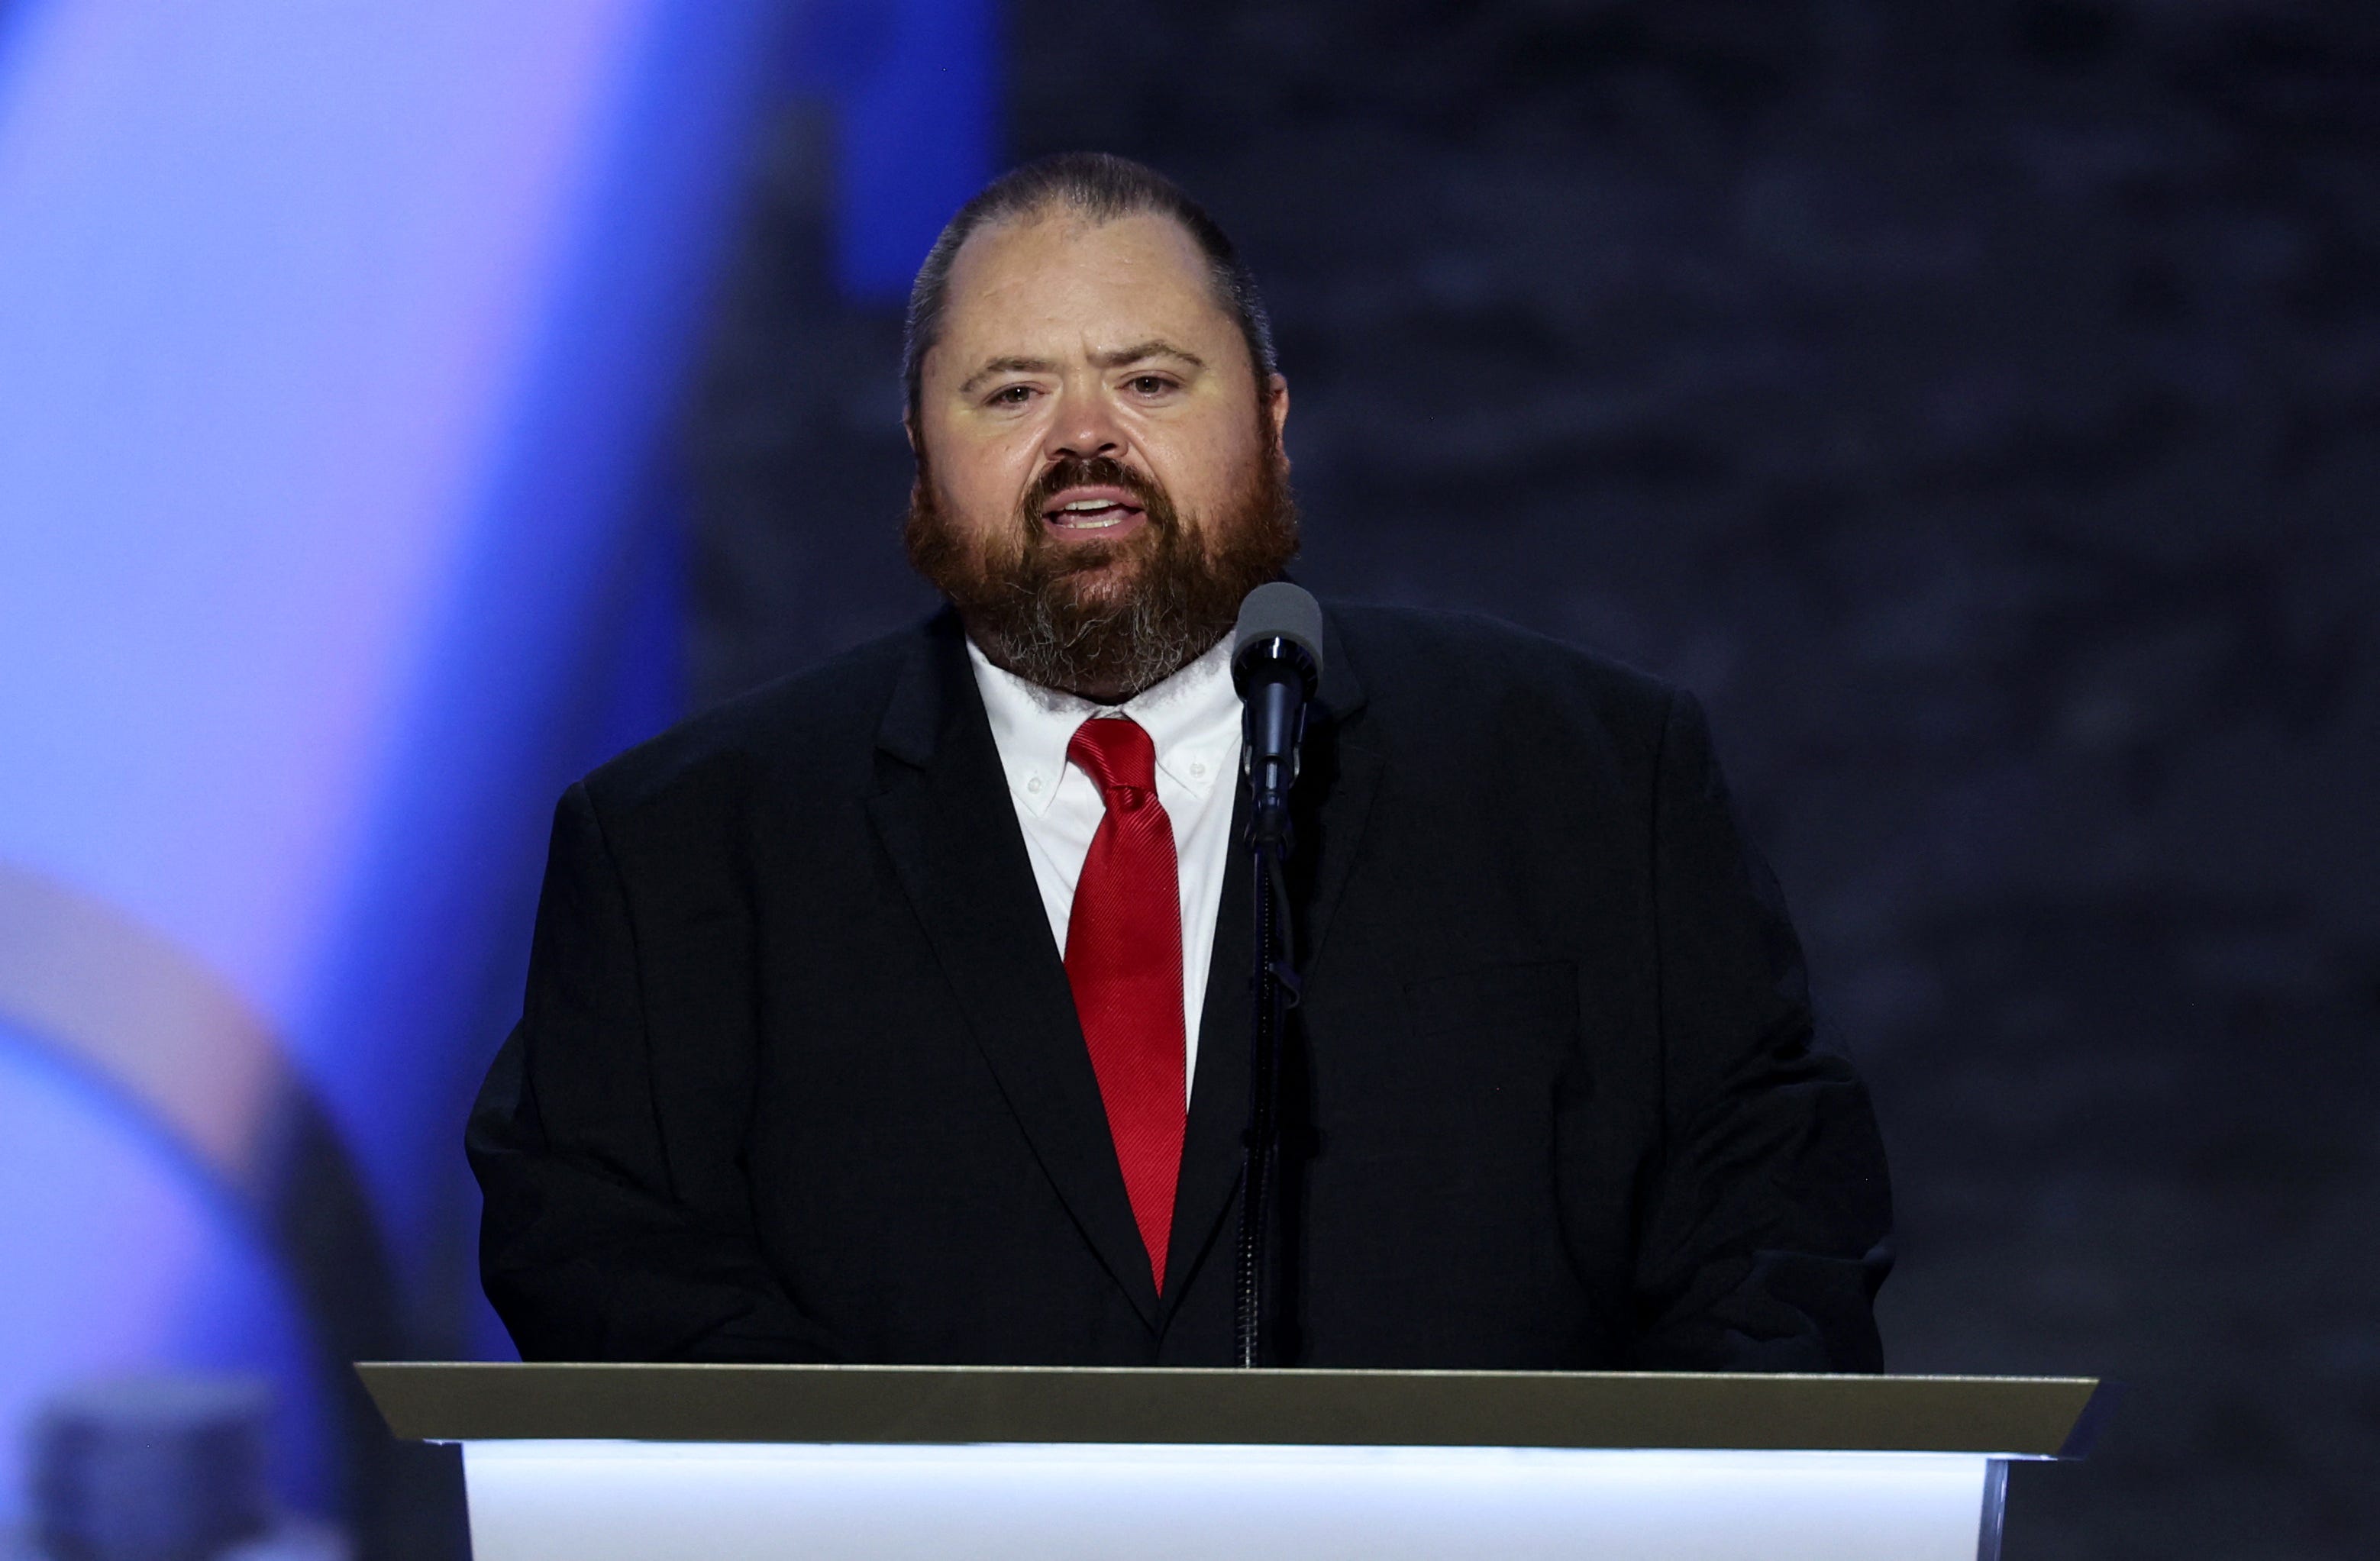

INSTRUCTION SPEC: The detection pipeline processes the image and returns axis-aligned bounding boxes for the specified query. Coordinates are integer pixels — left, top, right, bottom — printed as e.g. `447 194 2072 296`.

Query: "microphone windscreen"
1232 582 1325 684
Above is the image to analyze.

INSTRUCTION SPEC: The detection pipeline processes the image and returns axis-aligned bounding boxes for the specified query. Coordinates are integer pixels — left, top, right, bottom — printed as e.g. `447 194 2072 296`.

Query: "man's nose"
1045 384 1128 463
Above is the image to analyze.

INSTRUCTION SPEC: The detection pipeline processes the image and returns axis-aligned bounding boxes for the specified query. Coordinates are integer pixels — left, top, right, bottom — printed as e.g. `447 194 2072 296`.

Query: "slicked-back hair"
901 152 1278 422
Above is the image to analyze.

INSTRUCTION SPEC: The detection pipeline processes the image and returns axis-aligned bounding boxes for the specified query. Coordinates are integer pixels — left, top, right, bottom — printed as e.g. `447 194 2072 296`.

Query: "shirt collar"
966 634 1242 818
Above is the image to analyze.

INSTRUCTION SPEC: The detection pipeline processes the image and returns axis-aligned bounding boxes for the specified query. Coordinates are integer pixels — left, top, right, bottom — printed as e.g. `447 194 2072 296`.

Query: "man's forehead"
935 208 1236 361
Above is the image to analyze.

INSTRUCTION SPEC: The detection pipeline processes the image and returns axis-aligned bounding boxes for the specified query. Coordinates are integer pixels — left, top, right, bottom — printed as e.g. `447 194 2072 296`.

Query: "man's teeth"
1050 500 1134 529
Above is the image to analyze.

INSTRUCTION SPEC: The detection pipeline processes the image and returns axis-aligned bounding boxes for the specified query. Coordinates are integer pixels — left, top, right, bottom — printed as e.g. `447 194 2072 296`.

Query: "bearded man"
468 153 1893 1371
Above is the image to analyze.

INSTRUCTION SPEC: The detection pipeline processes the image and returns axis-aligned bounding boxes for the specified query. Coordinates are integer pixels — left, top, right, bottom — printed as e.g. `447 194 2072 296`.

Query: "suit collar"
872 608 969 770
1313 606 1367 727
1289 602 1381 981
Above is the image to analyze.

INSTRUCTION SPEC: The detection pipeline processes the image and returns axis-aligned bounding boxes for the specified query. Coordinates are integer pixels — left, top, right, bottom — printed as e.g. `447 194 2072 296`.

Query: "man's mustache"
1021 456 1170 522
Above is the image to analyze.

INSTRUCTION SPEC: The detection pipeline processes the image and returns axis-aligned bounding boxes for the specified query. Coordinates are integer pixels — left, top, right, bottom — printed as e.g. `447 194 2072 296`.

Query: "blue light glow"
0 0 797 1535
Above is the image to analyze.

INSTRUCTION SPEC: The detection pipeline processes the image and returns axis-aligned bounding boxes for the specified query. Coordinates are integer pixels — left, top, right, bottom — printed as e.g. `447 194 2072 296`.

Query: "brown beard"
903 424 1299 702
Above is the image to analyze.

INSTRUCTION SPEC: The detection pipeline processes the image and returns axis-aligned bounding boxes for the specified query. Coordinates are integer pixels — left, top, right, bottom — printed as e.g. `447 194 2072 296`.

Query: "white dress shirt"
966 635 1242 1093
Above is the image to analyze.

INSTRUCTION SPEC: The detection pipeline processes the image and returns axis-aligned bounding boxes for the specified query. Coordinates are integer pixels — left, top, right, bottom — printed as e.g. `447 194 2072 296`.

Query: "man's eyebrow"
1093 340 1206 371
955 342 1208 398
957 356 1060 396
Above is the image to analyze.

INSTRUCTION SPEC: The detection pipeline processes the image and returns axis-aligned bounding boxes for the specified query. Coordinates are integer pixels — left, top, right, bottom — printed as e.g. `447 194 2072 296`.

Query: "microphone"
1232 582 1324 849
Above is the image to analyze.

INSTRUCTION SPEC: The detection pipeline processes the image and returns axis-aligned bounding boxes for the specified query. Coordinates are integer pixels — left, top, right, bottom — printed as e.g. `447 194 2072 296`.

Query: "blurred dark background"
686 3 2380 1556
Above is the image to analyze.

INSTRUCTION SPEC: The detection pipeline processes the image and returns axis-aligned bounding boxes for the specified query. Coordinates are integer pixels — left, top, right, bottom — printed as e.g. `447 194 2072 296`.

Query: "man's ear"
903 412 919 455
1265 373 1290 456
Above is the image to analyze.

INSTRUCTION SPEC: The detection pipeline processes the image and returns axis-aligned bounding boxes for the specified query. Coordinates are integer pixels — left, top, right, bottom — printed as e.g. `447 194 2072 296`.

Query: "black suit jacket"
470 604 1891 1369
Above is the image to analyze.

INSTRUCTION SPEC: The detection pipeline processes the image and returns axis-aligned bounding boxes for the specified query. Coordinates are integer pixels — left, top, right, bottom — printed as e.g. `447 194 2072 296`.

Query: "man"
469 153 1892 1370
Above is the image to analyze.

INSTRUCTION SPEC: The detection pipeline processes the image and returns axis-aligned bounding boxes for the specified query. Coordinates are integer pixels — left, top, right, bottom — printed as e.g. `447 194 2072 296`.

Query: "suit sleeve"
467 781 842 1362
1626 689 1894 1372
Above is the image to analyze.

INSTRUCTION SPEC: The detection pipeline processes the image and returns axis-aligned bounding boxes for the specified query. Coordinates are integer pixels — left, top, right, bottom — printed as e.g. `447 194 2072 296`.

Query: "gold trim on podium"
357 1363 2114 1458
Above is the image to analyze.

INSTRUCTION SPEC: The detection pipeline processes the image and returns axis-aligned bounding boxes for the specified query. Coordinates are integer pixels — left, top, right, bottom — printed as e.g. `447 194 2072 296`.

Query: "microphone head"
1232 582 1325 693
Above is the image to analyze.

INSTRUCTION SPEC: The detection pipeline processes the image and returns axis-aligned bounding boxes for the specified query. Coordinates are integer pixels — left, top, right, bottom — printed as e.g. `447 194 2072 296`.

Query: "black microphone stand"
1233 819 1297 1369
1232 652 1309 1370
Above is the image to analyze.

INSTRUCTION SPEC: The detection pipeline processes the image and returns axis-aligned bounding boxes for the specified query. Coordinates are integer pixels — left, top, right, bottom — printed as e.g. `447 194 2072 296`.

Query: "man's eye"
989 385 1035 405
1129 376 1175 395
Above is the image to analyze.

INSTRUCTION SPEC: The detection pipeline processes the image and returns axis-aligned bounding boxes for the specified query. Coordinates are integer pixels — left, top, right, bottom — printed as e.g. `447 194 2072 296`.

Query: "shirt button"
1190 761 1206 777
1026 776 1043 793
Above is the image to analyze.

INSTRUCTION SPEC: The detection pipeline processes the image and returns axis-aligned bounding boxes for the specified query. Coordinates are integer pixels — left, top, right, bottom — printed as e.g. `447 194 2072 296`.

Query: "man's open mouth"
1041 485 1149 532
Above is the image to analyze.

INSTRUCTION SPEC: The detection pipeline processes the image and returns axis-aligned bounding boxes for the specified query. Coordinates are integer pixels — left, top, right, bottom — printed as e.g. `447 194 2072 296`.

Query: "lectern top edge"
360 1360 2096 1386
354 1363 2113 1459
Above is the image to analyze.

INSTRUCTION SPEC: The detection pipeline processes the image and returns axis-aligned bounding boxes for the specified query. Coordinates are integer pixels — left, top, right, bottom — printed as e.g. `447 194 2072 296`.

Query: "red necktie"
1063 716 1187 1293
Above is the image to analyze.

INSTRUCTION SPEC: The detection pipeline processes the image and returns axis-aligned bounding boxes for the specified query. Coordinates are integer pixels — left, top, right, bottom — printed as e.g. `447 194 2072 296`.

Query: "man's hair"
901 152 1278 421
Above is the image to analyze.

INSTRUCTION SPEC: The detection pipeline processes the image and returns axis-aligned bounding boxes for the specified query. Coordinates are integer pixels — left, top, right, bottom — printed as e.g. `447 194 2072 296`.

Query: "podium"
360 1363 2112 1561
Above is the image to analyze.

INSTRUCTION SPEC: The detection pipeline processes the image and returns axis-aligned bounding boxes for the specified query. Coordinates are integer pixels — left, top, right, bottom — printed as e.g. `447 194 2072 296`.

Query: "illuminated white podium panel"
358 1363 2113 1561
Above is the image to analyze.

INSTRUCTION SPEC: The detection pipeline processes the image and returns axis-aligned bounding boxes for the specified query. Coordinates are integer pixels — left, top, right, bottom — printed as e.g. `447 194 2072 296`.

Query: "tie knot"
1068 715 1158 801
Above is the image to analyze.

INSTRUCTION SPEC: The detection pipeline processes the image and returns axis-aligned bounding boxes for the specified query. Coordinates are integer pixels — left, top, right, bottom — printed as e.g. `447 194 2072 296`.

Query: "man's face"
906 208 1294 701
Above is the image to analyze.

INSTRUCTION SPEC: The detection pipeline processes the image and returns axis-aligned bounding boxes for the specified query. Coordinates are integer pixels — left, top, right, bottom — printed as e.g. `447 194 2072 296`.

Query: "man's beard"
903 432 1299 702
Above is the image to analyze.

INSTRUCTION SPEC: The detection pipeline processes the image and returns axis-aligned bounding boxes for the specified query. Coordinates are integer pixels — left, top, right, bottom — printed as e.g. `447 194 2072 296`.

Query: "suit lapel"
1161 608 1383 1311
1164 785 1253 1302
864 615 1161 1330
